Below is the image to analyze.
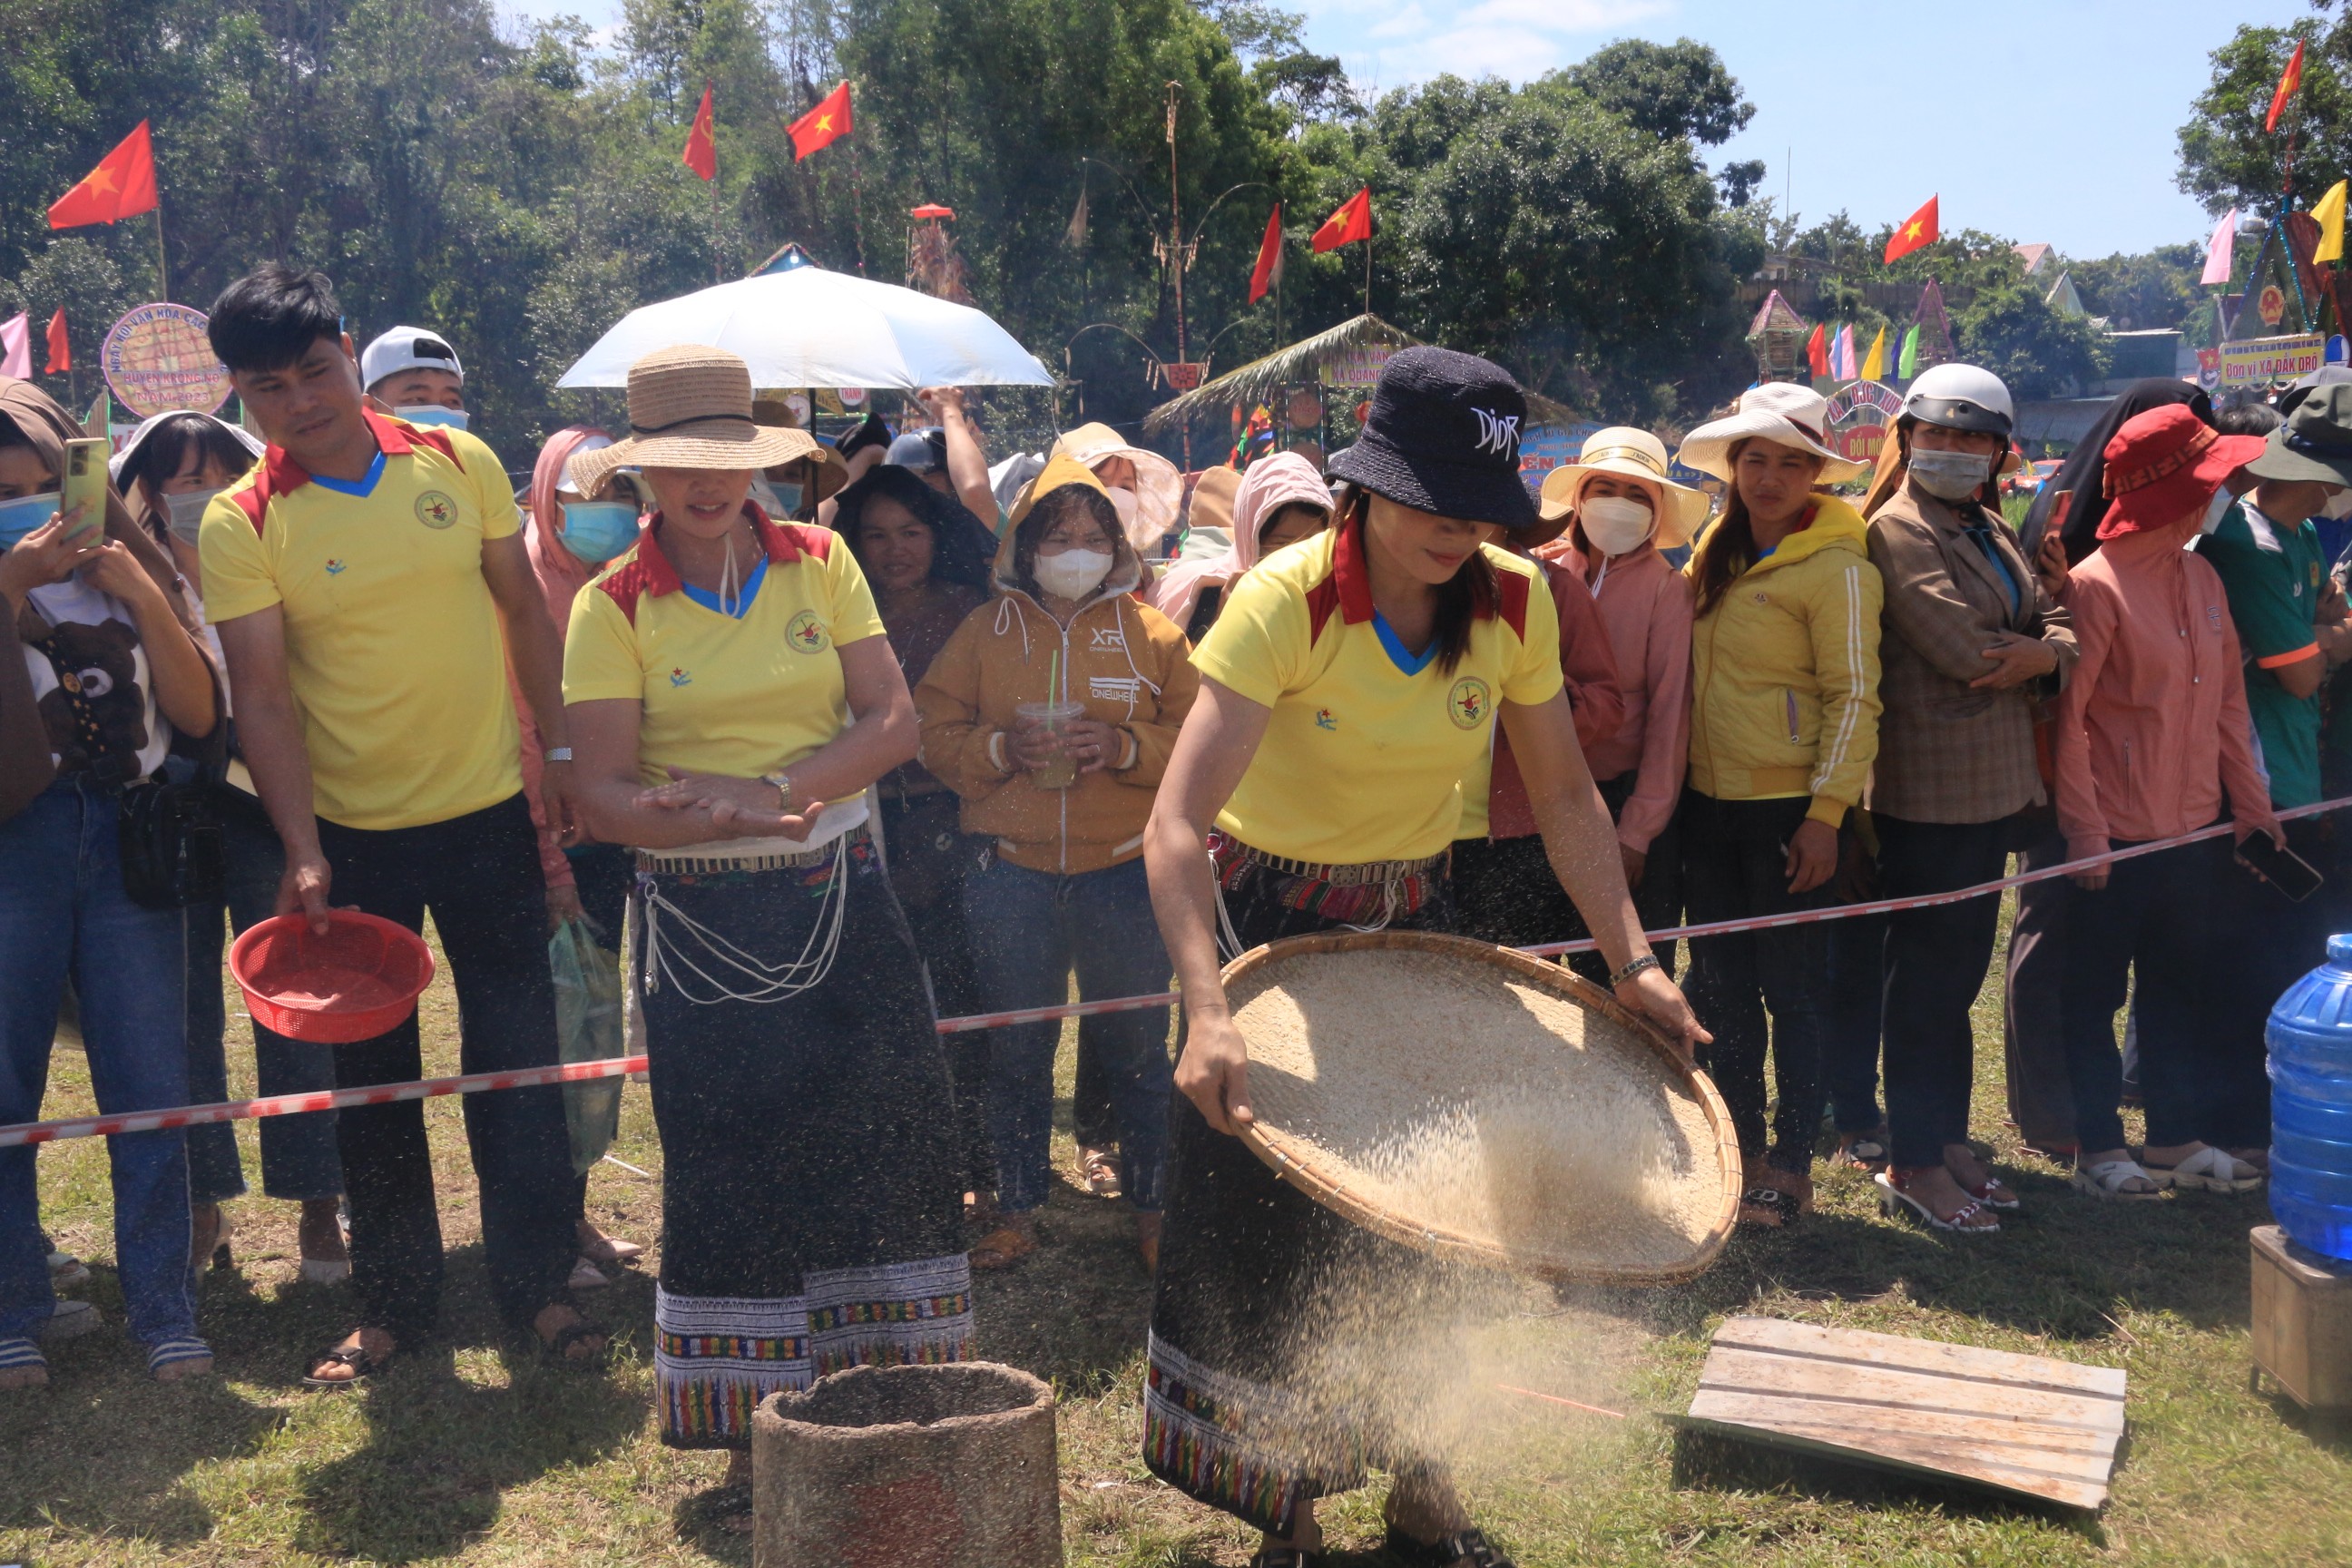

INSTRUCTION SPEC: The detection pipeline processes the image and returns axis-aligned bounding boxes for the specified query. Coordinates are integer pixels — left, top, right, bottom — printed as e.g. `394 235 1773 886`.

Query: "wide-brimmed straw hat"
1537 426 1710 545
1674 382 1868 484
2097 404 2268 540
1048 422 1182 552
1327 346 1539 530
570 346 838 493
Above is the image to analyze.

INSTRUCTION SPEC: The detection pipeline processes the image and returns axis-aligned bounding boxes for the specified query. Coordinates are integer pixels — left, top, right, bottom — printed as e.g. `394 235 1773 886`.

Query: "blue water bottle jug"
2270 934 2352 1260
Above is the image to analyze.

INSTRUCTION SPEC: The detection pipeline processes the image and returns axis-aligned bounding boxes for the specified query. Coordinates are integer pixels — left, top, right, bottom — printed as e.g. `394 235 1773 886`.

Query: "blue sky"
502 0 2302 259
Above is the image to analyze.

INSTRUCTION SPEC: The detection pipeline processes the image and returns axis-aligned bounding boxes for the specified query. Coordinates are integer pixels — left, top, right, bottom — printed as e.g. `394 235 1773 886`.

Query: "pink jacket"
514 426 622 893
2053 524 2278 859
1481 558 1625 840
1542 540 1692 855
1149 453 1331 631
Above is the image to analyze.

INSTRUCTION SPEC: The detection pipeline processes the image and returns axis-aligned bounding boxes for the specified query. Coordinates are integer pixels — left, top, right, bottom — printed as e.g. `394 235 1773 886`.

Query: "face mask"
1105 485 1138 534
750 475 803 517
396 405 469 430
0 492 61 550
560 500 641 564
164 487 223 545
1907 447 1992 502
2323 486 2352 521
1579 495 1656 557
1034 547 1113 601
2201 485 2238 534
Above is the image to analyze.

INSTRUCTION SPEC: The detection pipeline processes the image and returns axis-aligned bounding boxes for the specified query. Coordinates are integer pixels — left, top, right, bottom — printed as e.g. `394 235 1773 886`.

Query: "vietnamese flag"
1249 205 1283 303
48 121 159 229
1884 194 1939 264
682 85 716 181
2269 39 2307 134
1805 322 1828 379
44 309 69 374
1312 188 1372 252
788 82 853 162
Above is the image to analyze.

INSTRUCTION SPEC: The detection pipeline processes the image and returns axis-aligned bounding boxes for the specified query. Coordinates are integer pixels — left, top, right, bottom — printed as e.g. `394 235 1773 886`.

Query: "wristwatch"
761 770 795 813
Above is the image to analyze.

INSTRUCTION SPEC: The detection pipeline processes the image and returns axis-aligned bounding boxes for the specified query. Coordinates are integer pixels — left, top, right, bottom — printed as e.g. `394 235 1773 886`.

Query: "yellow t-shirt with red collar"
1191 520 1563 864
199 411 524 831
564 511 887 785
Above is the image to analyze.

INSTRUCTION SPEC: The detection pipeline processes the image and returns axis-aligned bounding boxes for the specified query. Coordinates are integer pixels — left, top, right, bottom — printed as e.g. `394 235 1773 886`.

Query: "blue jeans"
0 779 201 1348
179 778 343 1202
965 856 1173 1213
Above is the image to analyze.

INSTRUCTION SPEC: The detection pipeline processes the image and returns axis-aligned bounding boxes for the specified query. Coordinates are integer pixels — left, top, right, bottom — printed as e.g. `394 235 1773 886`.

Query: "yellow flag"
1860 325 1888 381
2316 179 2348 264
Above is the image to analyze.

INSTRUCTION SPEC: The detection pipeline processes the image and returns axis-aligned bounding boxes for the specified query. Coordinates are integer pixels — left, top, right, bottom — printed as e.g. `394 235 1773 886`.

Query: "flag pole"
848 135 869 278
152 202 169 302
1362 224 1371 317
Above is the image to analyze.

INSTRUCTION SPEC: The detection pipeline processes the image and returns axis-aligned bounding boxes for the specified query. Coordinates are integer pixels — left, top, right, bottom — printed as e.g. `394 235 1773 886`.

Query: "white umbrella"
554 265 1054 390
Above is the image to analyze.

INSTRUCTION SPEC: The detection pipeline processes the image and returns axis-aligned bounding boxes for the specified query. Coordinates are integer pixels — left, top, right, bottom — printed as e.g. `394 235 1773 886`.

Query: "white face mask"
164 486 224 544
1034 547 1114 601
1579 495 1656 557
396 405 469 430
1908 447 1993 502
2323 486 2352 521
2201 485 2238 534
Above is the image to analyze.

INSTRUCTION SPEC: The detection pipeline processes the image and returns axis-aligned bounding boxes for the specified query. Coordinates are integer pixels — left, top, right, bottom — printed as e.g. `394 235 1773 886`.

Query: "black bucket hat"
1328 346 1538 530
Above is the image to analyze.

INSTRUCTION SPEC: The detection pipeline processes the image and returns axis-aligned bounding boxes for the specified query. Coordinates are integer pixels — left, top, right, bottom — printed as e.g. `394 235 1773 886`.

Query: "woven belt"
1224 838 1448 887
636 824 867 875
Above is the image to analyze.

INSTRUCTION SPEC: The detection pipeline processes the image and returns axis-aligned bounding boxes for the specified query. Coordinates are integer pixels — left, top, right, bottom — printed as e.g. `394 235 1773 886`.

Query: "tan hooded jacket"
915 457 1200 874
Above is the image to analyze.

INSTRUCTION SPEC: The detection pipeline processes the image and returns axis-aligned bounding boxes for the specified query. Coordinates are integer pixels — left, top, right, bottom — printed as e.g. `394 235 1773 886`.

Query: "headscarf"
524 426 616 628
1148 452 1333 630
832 463 997 593
2022 378 2213 564
0 377 193 628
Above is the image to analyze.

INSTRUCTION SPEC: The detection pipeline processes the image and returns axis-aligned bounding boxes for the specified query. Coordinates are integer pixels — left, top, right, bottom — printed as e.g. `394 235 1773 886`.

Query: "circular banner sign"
102 303 231 419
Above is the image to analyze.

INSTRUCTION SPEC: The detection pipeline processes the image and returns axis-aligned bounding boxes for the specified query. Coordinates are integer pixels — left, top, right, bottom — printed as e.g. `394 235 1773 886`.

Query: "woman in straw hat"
1142 348 1707 1568
1532 426 1707 984
1673 382 1883 1230
561 347 970 1494
1857 366 2075 1232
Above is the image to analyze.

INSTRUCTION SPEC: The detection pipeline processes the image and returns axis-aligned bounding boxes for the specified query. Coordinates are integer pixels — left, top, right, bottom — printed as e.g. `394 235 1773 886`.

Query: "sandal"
148 1338 215 1381
1249 1548 1324 1568
2143 1145 2262 1194
44 1298 99 1340
540 1315 612 1368
1955 1174 2022 1212
1738 1185 1799 1228
1875 1171 1999 1233
47 1249 91 1289
303 1333 395 1388
2071 1159 2163 1201
0 1337 49 1390
579 1234 644 1268
1832 1129 1889 1171
968 1223 1039 1270
1383 1524 1517 1566
1078 1146 1123 1200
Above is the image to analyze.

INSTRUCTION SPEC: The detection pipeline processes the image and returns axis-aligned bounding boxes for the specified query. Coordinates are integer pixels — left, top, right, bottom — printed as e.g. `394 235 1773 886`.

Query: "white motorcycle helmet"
1902 363 2014 438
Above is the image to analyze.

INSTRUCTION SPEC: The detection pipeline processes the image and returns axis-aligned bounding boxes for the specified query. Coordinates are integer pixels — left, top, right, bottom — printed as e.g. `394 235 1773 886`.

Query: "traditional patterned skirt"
633 828 975 1447
1145 841 1456 1535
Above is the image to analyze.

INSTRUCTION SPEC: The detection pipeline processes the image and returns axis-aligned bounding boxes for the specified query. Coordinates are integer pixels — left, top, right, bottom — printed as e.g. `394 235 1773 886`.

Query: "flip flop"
303 1336 394 1389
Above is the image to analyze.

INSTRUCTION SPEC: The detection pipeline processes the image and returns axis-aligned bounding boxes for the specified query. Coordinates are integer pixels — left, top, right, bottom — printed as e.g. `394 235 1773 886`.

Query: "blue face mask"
396 405 470 431
560 501 641 564
750 475 803 517
0 492 61 550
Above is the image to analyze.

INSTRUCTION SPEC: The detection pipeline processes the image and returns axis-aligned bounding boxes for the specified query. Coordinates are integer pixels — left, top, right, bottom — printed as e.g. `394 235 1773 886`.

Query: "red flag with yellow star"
789 82 853 162
1883 194 1938 264
682 86 716 181
49 122 158 229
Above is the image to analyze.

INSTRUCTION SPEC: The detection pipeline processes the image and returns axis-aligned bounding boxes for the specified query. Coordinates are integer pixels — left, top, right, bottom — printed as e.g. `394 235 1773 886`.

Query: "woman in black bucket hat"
1138 347 1709 1568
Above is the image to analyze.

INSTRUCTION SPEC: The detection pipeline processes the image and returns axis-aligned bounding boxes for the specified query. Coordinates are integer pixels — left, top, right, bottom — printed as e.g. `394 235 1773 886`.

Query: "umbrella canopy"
555 264 1054 391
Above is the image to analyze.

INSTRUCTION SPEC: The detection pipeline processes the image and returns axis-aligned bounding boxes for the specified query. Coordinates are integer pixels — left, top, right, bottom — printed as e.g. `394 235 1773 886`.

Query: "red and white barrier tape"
4 798 2341 1149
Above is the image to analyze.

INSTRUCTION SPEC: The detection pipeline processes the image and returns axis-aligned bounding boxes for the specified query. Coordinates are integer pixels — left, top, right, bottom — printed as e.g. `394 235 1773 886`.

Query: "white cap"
108 409 266 486
360 326 465 392
556 435 615 493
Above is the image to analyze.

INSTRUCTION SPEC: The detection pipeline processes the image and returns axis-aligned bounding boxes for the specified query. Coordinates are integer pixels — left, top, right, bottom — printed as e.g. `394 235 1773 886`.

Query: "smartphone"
60 436 108 545
2238 835 2326 903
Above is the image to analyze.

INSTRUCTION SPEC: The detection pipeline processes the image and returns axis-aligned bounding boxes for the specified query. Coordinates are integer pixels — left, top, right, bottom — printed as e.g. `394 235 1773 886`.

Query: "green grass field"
5 904 2351 1567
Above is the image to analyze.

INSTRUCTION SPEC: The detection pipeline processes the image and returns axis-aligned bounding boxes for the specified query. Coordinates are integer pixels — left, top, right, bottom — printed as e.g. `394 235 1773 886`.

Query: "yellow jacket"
1684 495 1883 826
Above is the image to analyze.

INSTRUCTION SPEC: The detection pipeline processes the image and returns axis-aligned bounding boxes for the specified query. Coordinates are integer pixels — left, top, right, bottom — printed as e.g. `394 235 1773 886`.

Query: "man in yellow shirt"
201 265 603 1387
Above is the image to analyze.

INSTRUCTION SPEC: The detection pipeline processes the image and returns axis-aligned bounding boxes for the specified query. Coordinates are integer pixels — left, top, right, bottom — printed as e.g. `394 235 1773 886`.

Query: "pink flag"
0 313 28 379
2200 210 2237 287
1831 324 1857 380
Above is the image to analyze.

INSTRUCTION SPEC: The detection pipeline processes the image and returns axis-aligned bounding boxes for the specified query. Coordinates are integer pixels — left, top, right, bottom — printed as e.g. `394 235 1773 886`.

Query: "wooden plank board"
1679 1317 2126 1511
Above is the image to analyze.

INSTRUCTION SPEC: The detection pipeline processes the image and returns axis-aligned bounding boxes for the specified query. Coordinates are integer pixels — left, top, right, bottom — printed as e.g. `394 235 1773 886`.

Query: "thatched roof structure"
1141 313 1579 437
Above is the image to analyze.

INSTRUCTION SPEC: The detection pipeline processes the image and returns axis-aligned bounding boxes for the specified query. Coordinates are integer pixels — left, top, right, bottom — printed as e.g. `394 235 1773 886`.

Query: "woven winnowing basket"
1225 931 1741 1286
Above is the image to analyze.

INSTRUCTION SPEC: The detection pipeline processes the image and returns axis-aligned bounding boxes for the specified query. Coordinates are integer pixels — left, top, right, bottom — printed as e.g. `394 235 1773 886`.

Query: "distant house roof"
2044 270 2086 318
2014 242 2055 276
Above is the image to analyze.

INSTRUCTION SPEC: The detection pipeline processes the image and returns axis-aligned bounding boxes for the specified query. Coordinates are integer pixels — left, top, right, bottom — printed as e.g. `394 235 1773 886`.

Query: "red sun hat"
2096 403 2267 540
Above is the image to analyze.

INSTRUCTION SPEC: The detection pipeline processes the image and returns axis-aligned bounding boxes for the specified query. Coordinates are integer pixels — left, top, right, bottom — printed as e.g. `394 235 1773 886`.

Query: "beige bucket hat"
1537 426 1711 546
1673 382 1868 485
570 346 842 493
1047 421 1182 552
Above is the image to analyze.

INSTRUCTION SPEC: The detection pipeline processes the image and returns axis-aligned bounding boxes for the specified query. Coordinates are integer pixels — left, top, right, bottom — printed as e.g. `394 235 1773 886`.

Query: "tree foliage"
2179 12 2347 216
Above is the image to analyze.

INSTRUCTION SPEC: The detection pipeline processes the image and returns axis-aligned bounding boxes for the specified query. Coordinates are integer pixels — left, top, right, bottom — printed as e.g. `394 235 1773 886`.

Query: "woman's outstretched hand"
636 767 828 840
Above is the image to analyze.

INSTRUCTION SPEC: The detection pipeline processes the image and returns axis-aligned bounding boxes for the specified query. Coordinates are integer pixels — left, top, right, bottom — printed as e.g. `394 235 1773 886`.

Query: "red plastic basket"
229 912 436 1044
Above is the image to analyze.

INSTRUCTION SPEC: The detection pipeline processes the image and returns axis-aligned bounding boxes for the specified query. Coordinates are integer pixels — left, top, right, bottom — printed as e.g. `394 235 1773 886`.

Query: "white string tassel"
639 847 850 1004
1210 847 1248 962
